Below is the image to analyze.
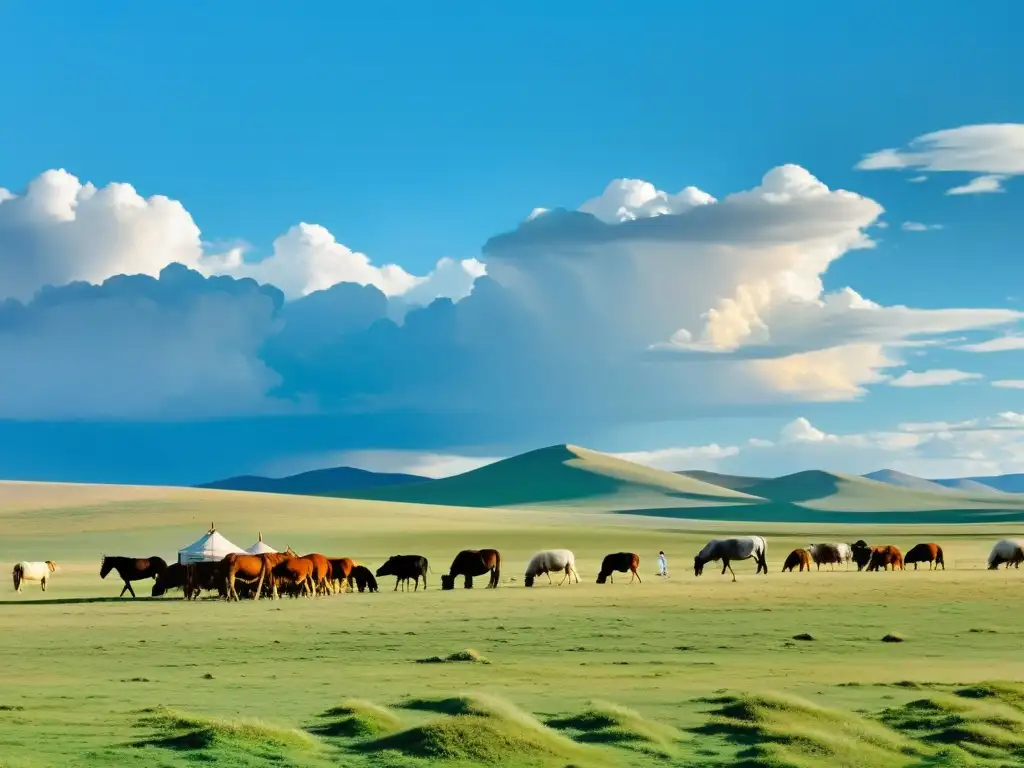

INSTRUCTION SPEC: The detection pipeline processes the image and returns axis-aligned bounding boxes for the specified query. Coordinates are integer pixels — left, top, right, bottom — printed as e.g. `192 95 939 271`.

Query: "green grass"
3 481 1024 765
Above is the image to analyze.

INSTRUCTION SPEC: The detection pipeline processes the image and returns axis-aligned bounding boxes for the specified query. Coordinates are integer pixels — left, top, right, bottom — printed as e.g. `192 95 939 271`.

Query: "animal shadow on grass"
0 596 164 606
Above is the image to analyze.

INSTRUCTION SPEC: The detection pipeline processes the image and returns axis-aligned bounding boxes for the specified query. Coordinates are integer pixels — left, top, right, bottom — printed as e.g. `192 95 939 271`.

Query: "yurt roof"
245 531 277 555
178 524 245 564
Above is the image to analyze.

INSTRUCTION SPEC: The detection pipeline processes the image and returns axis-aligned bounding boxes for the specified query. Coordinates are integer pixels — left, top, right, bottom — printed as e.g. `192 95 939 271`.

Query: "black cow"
440 549 501 590
152 563 188 597
348 565 379 593
596 552 641 584
376 555 429 591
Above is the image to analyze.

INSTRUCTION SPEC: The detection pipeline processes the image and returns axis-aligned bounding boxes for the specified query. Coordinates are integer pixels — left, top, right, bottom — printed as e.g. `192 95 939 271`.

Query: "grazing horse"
850 540 873 571
988 539 1024 570
12 561 57 593
299 553 332 596
866 546 904 572
440 549 501 590
808 543 843 571
100 555 168 598
905 543 945 570
376 555 430 591
595 552 640 584
524 549 578 587
782 549 812 572
693 536 768 582
329 558 357 593
348 565 378 593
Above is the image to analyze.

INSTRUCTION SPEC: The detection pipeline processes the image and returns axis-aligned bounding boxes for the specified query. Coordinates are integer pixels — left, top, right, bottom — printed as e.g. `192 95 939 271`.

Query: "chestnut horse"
440 549 501 589
328 557 357 593
100 555 168 598
782 548 812 572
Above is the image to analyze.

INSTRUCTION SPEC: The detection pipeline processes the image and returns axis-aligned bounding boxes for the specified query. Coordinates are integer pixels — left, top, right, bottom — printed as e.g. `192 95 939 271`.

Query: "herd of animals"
10 536 1024 597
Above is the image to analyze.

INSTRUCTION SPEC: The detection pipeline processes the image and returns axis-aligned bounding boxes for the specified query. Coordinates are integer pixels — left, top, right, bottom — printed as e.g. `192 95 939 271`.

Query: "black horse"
100 555 168 598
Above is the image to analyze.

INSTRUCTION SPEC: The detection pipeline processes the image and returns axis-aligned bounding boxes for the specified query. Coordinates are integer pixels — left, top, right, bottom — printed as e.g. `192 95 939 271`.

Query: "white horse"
833 543 854 569
524 549 578 587
13 561 57 593
694 536 767 582
988 539 1024 570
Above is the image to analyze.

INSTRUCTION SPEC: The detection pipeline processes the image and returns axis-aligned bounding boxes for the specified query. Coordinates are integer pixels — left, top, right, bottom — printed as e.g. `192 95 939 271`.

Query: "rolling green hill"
675 469 766 491
331 444 763 510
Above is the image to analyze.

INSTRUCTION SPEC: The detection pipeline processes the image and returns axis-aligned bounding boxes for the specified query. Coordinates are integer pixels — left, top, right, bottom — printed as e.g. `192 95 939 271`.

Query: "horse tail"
12 564 21 591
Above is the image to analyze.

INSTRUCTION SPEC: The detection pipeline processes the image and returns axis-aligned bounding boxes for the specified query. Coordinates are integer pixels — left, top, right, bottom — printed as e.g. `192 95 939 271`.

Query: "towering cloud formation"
0 165 1018 434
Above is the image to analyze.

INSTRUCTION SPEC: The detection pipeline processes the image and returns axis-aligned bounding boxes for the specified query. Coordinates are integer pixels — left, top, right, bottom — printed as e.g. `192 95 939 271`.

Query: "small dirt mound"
792 633 815 641
881 633 905 643
312 699 402 739
416 648 489 664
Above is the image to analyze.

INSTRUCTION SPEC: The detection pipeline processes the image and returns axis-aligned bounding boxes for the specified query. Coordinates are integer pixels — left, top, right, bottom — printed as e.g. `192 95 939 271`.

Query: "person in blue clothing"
657 550 668 577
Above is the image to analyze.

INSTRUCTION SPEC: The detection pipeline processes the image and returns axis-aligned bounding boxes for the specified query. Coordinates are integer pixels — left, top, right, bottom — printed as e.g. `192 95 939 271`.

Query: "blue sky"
0 2 1022 483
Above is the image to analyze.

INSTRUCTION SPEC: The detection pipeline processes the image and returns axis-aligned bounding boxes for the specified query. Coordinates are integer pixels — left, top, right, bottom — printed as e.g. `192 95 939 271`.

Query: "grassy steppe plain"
2 482 1024 767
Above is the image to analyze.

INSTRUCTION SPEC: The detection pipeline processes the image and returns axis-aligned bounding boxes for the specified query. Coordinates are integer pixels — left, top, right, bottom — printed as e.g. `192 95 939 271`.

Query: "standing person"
657 550 668 577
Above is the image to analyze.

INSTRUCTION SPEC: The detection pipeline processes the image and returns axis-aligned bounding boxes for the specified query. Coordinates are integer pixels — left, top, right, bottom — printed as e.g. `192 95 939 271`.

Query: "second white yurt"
245 532 277 555
178 524 245 565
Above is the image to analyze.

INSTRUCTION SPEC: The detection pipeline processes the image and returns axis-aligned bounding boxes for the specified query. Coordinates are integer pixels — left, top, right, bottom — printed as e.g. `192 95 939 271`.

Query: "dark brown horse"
596 552 641 584
440 549 501 589
100 555 168 598
866 545 905 572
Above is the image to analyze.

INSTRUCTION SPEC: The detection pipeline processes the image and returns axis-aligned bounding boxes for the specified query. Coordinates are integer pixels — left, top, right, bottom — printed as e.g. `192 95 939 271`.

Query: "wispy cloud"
900 221 943 232
888 369 983 388
947 174 1007 196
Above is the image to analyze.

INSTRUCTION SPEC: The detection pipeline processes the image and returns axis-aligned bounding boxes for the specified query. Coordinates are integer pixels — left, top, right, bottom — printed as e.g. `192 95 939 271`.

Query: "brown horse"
100 555 168 598
782 548 812 572
299 553 332 595
440 549 501 589
329 558 356 592
904 543 944 570
268 555 315 598
595 552 640 584
866 545 904 572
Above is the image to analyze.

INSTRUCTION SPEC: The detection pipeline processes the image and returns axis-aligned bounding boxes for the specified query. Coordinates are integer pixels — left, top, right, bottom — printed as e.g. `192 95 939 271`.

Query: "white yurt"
178 524 245 565
245 532 277 555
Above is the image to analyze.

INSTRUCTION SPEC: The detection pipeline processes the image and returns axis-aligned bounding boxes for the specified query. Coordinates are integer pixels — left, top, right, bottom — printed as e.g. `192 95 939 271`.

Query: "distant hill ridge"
328 443 764 510
196 466 427 495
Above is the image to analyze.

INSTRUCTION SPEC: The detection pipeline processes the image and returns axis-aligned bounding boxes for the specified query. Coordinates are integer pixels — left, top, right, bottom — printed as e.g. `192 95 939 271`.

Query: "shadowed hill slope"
863 469 954 494
197 466 426 496
675 469 766 491
331 444 765 510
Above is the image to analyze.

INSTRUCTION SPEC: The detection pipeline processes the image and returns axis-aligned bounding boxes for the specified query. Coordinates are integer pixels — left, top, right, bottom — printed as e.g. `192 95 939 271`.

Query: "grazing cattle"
834 543 854 569
850 540 873 571
329 558 357 592
781 549 812 573
987 539 1024 570
100 556 168 598
866 545 904 572
440 549 501 590
376 555 429 591
694 536 768 582
596 552 640 584
348 565 379 593
808 543 843 571
904 543 945 570
12 561 57 593
299 553 332 596
524 549 578 587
